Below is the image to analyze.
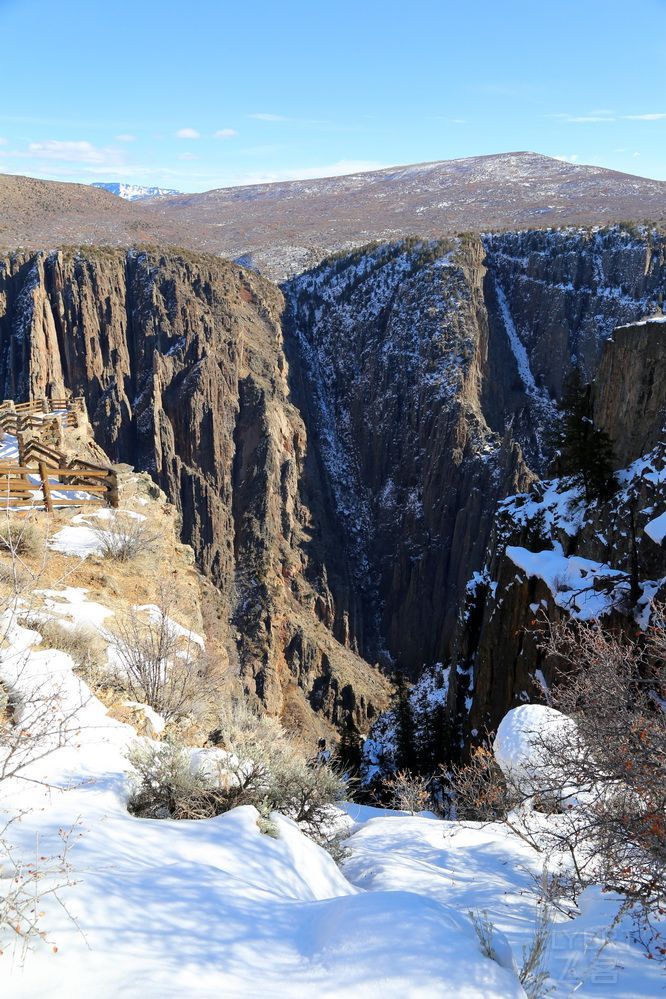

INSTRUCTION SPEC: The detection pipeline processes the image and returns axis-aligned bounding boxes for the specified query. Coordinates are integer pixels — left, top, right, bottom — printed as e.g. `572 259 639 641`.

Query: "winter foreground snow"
1 610 663 996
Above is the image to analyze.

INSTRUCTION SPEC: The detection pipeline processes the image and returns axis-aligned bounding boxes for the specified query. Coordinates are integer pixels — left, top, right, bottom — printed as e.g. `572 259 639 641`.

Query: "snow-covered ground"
0 507 663 996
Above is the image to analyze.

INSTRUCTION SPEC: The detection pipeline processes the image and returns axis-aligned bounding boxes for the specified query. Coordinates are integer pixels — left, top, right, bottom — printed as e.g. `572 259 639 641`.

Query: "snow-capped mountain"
92 182 180 201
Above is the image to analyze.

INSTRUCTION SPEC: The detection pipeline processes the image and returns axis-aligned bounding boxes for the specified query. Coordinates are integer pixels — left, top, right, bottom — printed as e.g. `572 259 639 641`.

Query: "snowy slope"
1 504 664 995
91 183 180 201
0 596 521 997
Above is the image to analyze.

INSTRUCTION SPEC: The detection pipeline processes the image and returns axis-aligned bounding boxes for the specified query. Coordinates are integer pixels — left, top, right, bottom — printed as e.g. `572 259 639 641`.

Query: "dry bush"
108 599 211 723
519 894 554 999
127 700 346 845
450 745 514 822
127 740 224 820
452 612 666 955
469 909 499 962
91 513 161 562
0 520 41 558
22 616 115 697
532 617 666 922
0 826 78 961
384 769 432 815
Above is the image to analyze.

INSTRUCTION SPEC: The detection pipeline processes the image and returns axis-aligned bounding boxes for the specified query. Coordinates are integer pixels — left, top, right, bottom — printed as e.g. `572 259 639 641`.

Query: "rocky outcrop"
0 246 391 738
446 310 666 745
1 225 664 751
286 238 535 675
594 318 666 467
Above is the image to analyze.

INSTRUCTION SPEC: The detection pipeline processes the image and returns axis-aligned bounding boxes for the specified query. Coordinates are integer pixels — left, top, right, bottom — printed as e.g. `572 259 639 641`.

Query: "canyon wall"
0 246 392 738
1 226 664 744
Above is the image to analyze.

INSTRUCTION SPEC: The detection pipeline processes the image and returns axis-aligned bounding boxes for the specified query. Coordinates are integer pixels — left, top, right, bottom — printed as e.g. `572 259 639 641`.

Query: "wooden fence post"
38 462 54 513
107 469 120 508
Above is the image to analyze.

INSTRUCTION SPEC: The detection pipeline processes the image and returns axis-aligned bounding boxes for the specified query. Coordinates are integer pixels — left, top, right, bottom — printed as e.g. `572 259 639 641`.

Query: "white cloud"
568 115 614 123
178 152 198 161
554 153 579 163
115 133 136 142
214 128 238 139
633 151 641 157
551 110 666 124
229 159 387 185
0 137 7 146
175 127 200 139
250 113 288 122
25 140 123 165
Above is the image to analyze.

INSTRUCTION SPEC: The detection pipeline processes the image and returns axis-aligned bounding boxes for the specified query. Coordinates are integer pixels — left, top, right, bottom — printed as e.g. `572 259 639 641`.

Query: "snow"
644 509 666 545
1 556 663 994
50 524 106 557
0 602 520 998
500 478 586 537
50 509 147 558
134 603 204 648
494 704 577 796
615 313 666 329
495 281 540 397
91 182 180 201
343 804 662 997
506 542 629 620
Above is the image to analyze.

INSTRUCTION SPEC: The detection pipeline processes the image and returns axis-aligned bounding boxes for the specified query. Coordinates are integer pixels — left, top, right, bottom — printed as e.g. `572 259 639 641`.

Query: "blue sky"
1 0 665 191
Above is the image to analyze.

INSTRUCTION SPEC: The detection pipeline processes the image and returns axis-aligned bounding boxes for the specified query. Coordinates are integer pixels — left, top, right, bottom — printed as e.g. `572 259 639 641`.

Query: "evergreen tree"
552 369 616 503
336 716 363 777
394 672 418 771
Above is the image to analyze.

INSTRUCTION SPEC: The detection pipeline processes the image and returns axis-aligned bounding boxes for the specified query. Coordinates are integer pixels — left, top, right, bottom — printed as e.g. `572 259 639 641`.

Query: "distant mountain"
146 152 666 276
1 153 665 274
92 182 180 201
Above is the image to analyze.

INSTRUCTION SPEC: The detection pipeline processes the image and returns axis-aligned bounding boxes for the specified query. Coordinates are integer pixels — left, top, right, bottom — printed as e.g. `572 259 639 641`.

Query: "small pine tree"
524 507 550 551
394 672 418 771
552 369 616 503
336 716 363 777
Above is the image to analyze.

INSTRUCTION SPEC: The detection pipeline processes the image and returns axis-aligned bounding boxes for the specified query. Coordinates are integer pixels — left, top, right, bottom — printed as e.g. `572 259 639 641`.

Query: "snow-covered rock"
494 704 577 797
92 183 180 201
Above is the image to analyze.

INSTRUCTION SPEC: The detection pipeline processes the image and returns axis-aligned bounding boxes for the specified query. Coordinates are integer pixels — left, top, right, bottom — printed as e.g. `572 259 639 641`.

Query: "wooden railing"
0 395 118 512
0 396 86 432
0 461 118 512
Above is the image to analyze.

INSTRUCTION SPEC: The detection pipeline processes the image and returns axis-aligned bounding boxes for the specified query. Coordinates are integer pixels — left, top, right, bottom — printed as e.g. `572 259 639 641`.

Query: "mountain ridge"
92 182 181 201
2 152 666 278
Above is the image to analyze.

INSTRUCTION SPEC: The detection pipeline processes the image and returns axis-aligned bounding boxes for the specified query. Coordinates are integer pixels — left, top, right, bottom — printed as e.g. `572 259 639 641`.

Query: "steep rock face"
481 227 666 465
286 239 535 675
594 318 666 467
0 246 391 736
447 312 666 744
2 226 664 748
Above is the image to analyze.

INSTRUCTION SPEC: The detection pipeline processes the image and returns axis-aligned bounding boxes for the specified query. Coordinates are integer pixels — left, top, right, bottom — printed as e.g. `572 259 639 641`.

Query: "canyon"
1 223 664 742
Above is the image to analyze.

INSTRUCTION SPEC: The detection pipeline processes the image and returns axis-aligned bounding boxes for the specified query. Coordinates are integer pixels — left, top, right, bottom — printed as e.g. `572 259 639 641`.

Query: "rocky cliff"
594 317 666 467
1 225 664 749
444 320 666 749
0 245 392 739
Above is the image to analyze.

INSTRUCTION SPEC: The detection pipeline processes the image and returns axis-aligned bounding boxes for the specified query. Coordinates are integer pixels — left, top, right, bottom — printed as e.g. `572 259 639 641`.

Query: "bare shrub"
384 769 432 815
21 617 102 674
127 700 346 845
469 909 499 962
0 520 40 558
519 903 554 999
450 745 514 822
529 617 666 925
108 599 210 722
127 740 223 820
91 513 160 562
0 826 78 961
452 613 666 956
